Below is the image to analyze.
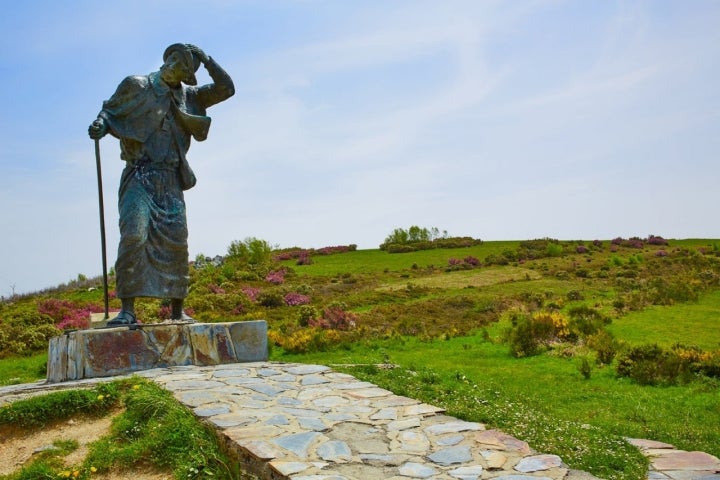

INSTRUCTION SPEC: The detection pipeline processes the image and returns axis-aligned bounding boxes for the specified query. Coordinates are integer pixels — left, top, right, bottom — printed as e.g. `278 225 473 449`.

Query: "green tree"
227 237 273 267
381 226 441 249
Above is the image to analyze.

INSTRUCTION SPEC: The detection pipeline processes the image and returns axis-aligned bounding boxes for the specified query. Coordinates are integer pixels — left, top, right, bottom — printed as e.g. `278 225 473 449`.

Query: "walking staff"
94 138 109 319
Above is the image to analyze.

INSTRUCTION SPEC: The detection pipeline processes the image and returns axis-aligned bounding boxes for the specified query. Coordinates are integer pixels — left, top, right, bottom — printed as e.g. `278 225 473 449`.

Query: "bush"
265 269 286 285
616 344 667 385
506 314 539 358
38 298 101 330
284 292 310 306
385 244 417 254
505 311 572 358
567 306 611 338
257 291 284 308
578 357 593 379
586 330 618 365
297 305 320 327
308 303 358 331
615 343 720 385
0 308 61 356
649 278 699 305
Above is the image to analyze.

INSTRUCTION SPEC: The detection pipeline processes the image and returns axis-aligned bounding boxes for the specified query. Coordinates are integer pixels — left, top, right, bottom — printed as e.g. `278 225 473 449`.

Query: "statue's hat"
163 43 200 86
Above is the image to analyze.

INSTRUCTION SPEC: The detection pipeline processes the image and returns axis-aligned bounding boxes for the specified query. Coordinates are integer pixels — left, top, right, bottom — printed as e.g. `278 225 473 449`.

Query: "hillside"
1 236 719 479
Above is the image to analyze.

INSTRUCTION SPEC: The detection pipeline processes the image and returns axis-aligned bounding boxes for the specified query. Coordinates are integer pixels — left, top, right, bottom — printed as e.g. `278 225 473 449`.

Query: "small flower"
132 385 140 390
90 466 97 473
73 471 80 478
97 395 104 401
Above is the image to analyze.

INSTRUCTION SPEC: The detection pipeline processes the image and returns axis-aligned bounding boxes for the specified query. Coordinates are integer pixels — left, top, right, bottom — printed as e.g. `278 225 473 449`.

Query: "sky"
0 0 718 296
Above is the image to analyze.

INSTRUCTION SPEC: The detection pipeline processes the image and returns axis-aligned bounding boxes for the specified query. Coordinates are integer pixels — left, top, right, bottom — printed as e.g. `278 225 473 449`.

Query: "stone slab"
46 320 268 382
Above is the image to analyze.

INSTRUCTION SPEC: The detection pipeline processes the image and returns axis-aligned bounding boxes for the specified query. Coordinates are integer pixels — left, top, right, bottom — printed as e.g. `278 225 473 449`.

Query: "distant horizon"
5 235 717 298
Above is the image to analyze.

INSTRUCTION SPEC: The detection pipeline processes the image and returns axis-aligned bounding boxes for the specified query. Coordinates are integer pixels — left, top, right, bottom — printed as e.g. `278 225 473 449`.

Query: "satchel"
179 154 197 190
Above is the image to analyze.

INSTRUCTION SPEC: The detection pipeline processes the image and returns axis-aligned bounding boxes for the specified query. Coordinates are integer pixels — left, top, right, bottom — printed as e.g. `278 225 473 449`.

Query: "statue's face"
160 51 191 86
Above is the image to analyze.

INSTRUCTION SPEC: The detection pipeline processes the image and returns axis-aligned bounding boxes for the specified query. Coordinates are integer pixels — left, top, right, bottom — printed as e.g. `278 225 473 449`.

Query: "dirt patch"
0 411 172 479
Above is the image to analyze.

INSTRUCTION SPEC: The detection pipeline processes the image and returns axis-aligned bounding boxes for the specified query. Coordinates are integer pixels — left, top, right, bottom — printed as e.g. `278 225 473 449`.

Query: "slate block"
228 320 268 362
45 320 268 383
189 323 237 365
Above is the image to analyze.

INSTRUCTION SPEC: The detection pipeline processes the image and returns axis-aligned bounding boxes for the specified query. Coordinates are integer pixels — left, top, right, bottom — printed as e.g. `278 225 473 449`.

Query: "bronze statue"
88 43 234 325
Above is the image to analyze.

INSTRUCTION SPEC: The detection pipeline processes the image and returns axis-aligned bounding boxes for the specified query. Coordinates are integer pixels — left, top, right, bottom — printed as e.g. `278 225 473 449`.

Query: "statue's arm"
189 47 234 109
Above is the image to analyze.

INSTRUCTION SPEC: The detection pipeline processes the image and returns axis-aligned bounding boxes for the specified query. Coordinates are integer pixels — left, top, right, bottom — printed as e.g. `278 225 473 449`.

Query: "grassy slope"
2 238 719 477
608 288 720 349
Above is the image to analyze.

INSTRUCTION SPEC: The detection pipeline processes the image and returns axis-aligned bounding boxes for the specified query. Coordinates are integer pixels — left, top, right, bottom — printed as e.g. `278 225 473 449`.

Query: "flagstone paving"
2 362 719 479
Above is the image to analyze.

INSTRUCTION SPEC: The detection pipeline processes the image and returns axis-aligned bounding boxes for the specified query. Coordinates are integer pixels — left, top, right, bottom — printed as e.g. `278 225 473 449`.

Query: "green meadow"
1 235 719 480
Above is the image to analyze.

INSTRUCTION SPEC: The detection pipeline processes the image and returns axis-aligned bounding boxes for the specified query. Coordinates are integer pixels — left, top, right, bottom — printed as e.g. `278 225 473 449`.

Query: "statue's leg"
107 298 137 325
171 298 195 322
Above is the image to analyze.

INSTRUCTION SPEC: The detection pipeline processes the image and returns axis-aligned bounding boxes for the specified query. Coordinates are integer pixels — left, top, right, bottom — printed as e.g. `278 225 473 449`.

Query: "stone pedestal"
46 320 267 383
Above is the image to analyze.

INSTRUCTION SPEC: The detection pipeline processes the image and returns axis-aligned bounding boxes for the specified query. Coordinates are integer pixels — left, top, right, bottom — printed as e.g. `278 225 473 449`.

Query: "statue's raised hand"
186 44 209 65
88 117 107 140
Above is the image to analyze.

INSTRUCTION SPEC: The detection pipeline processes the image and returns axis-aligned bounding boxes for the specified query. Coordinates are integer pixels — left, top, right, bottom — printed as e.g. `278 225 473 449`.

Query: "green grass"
0 382 122 428
84 380 238 479
280 241 521 276
0 353 47 386
0 378 242 480
608 289 720 349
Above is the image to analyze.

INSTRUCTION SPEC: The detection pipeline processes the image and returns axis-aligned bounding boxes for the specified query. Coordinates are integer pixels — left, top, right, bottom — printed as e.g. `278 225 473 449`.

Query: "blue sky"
1 0 718 296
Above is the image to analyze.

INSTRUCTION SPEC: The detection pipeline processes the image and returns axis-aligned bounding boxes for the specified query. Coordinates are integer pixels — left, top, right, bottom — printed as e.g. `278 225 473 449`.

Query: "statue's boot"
107 310 137 326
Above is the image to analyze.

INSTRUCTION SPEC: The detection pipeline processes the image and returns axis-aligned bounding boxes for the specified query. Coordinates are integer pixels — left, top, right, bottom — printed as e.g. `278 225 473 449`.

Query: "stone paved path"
138 362 591 480
2 362 719 479
626 439 720 480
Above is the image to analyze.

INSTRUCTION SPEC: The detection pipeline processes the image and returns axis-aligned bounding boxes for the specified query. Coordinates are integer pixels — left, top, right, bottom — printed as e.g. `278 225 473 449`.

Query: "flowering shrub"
284 292 311 306
274 245 357 262
38 298 102 330
307 303 357 330
296 251 313 265
447 256 480 271
207 284 226 294
464 256 480 266
241 286 260 302
647 235 669 246
576 245 589 254
616 343 720 385
265 269 286 285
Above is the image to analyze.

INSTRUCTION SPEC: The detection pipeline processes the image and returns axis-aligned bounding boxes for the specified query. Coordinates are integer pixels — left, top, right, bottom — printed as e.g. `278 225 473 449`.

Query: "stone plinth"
46 320 267 383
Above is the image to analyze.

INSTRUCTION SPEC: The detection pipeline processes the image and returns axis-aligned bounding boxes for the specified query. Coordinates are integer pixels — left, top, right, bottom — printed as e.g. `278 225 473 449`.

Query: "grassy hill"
1 236 719 479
